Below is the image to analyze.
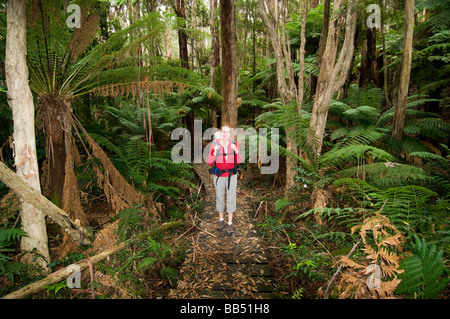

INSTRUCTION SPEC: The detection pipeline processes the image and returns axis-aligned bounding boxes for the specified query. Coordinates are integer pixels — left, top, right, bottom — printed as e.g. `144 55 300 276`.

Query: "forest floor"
168 162 274 299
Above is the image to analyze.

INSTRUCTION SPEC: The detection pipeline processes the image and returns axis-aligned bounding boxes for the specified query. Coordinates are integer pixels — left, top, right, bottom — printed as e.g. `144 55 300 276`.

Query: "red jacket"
207 139 242 177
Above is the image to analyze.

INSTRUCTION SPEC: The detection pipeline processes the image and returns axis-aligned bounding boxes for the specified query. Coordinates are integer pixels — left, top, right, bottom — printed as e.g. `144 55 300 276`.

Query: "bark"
1 220 181 299
176 0 189 70
392 0 415 141
317 0 331 69
306 0 358 158
39 95 86 225
221 0 238 131
210 0 220 128
5 0 50 270
297 0 308 113
359 28 382 88
0 161 93 245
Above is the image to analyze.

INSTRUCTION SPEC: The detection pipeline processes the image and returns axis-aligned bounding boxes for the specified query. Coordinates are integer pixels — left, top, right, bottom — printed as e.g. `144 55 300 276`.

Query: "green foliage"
113 205 145 242
274 198 293 213
333 178 448 240
396 234 449 299
86 101 195 199
297 207 365 231
0 227 29 289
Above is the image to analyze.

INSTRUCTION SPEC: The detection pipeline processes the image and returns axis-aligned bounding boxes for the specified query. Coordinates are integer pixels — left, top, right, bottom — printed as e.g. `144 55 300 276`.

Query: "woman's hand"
231 144 239 154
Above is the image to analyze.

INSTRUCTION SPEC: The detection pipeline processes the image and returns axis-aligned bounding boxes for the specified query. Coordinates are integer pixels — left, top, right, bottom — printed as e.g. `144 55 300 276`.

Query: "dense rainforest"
0 0 448 301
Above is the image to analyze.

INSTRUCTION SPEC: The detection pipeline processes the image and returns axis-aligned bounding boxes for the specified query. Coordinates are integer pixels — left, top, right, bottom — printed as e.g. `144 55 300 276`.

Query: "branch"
0 161 92 245
1 220 181 299
323 240 360 299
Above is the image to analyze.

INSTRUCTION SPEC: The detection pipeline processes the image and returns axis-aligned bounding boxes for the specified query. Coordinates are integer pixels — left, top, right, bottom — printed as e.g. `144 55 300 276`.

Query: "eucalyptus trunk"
221 0 238 131
5 0 50 270
306 0 358 158
392 0 415 141
258 0 300 189
210 0 220 128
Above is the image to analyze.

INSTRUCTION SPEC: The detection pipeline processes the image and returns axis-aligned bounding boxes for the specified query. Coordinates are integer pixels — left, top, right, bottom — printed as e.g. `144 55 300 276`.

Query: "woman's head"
221 124 231 140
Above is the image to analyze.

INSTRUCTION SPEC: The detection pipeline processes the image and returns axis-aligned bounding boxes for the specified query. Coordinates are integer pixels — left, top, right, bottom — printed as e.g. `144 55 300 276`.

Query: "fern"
321 144 395 168
0 228 28 243
395 234 449 298
274 198 294 212
161 267 178 281
334 178 443 234
0 228 28 286
337 212 405 299
137 257 158 271
297 207 365 230
337 163 432 188
114 206 145 241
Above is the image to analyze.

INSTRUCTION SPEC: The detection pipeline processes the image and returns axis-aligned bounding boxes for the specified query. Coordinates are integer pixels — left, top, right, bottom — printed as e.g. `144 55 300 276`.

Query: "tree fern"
395 234 449 298
321 144 395 168
337 162 432 188
334 178 442 234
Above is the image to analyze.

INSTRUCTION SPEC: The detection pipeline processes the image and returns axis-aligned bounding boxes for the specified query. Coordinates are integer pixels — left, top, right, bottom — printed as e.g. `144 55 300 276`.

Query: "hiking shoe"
226 223 234 236
218 219 224 231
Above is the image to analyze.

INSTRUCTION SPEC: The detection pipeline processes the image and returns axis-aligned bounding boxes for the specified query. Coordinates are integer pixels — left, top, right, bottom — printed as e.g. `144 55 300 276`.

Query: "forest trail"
168 161 273 299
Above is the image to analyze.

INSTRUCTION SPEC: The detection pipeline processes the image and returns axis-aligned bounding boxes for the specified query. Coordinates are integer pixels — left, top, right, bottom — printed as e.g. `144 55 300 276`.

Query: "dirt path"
168 162 273 299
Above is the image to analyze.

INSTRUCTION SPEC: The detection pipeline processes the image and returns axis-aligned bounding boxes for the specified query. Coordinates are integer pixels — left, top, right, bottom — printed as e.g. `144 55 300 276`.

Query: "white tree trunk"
306 0 358 158
258 0 300 189
5 0 50 270
392 0 415 141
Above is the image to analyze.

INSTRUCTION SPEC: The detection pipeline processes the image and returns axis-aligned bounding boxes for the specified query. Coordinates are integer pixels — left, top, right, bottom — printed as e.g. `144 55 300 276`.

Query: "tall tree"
297 0 308 113
392 0 415 141
209 0 220 128
221 0 238 130
5 0 50 270
175 0 189 70
258 0 307 189
306 0 358 158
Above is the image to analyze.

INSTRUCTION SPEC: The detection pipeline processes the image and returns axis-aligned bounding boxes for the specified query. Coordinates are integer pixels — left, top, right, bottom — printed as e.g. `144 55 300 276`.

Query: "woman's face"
221 126 231 139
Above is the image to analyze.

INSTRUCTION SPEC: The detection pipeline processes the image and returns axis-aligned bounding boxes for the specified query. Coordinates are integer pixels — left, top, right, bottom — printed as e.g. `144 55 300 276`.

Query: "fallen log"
1 220 182 299
0 161 92 245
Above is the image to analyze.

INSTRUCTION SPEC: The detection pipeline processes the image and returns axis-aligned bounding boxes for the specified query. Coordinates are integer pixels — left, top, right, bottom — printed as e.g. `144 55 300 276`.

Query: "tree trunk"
297 0 308 113
258 0 299 189
5 0 50 270
220 0 238 131
306 0 358 158
392 0 415 141
210 0 220 128
176 0 189 70
317 0 331 69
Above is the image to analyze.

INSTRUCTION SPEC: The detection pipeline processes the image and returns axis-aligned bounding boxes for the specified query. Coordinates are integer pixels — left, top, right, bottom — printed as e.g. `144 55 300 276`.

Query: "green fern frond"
0 228 28 243
161 267 178 280
344 84 384 110
274 198 294 212
137 257 158 271
321 144 395 168
342 105 379 124
337 163 432 188
396 234 448 298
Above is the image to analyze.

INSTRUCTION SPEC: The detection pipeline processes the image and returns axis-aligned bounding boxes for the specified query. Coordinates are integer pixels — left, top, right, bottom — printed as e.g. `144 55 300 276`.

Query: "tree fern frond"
337 163 432 188
396 234 448 298
0 228 28 243
321 144 395 168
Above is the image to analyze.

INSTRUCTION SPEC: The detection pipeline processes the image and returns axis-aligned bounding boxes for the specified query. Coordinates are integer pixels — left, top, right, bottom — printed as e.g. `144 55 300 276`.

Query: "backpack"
208 139 237 189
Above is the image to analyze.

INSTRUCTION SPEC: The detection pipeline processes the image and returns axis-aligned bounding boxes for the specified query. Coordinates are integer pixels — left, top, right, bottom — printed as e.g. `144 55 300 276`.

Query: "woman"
207 125 242 235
